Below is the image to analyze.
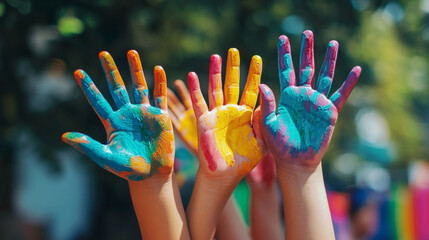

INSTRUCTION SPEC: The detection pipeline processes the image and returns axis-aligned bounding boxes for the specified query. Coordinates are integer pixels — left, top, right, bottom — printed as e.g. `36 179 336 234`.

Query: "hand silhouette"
62 50 174 181
188 48 264 177
167 80 198 156
259 31 361 169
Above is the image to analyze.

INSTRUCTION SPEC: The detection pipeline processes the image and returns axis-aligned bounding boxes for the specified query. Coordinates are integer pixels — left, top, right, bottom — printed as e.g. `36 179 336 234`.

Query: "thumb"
62 132 111 167
258 84 277 119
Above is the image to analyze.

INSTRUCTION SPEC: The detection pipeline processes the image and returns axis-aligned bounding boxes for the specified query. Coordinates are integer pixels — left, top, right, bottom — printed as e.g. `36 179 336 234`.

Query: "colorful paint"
167 80 198 155
259 31 361 168
62 50 174 181
187 48 263 176
247 152 276 188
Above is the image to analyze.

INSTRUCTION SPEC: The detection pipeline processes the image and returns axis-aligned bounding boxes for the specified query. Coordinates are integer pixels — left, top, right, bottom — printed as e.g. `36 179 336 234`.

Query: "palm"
198 105 261 176
100 105 173 180
274 86 336 161
63 50 174 181
259 31 360 169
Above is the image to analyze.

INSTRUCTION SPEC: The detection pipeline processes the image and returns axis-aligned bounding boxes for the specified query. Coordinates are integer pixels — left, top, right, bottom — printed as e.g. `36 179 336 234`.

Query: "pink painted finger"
208 54 223 110
127 50 150 104
174 80 192 110
317 40 339 96
153 66 167 110
330 66 361 112
278 35 296 89
299 30 315 87
258 84 277 119
187 72 208 118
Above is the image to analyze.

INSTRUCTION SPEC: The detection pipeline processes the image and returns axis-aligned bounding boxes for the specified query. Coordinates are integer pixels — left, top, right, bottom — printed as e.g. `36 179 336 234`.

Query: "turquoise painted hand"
62 50 174 181
259 31 361 169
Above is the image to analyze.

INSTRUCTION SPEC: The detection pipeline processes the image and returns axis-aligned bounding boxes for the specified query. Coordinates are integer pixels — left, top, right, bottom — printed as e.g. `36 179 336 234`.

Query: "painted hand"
62 51 174 181
167 80 198 156
247 152 277 189
259 30 361 170
188 49 264 178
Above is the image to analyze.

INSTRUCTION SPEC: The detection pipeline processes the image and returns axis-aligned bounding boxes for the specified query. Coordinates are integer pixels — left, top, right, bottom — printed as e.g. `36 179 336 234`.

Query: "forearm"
250 181 283 240
277 163 335 240
129 173 190 240
216 197 250 240
186 171 238 240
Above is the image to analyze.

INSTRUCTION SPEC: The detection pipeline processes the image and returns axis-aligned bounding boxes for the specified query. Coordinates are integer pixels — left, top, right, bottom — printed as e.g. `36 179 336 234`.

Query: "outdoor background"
2 0 429 239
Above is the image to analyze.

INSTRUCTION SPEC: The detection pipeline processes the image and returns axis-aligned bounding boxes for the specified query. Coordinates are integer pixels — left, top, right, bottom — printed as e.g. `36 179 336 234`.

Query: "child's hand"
188 49 264 180
62 50 174 181
259 30 361 171
167 80 198 156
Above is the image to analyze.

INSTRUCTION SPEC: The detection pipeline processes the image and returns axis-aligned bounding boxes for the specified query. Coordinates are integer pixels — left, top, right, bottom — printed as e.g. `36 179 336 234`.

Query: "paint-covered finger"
168 109 181 131
99 51 130 108
240 55 262 109
174 79 192 110
224 48 240 105
74 69 114 121
153 66 167 110
209 54 223 109
127 50 149 104
317 40 339 95
187 72 208 118
278 35 296 89
61 132 111 167
258 84 277 119
299 30 315 87
330 66 361 112
167 88 186 115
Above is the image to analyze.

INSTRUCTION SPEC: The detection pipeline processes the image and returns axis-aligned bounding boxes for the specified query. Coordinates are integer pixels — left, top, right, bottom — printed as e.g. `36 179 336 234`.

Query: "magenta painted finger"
259 84 277 119
209 54 223 110
299 30 315 87
330 66 361 112
188 72 208 118
317 40 339 96
278 35 296 89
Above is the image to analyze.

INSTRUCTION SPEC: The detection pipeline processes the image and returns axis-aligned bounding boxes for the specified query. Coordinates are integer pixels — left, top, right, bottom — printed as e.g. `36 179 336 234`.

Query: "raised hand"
259 30 361 170
167 80 198 156
188 48 264 178
62 50 174 181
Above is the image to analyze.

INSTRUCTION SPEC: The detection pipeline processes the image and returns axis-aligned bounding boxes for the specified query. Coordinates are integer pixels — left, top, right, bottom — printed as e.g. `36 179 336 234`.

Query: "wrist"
195 169 239 196
128 172 173 193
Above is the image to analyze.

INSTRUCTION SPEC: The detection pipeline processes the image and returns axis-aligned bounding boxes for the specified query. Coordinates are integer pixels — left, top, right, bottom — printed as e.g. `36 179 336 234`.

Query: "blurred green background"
2 0 429 239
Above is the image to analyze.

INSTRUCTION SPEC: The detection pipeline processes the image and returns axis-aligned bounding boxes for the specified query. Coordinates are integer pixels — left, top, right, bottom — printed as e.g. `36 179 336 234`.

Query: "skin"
186 49 264 240
246 153 283 240
167 80 250 240
258 30 361 240
62 50 190 239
